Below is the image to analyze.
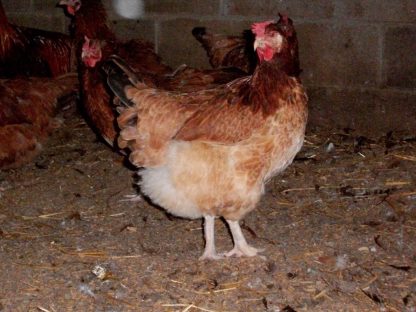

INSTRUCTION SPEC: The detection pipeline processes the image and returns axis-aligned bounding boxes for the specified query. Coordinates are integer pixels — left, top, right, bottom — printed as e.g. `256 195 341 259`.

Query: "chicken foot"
199 216 264 260
226 220 265 258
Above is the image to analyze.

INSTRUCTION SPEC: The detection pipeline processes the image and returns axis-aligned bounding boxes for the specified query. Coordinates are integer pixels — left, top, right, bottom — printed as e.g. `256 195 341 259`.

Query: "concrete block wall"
3 0 416 135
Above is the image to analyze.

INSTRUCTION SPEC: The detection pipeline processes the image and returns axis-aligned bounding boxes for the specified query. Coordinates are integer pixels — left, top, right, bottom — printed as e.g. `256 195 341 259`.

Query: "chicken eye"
74 0 81 11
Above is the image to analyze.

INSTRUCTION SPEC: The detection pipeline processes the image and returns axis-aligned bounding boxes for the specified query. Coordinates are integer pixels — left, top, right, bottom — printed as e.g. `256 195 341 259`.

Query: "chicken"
0 0 75 78
59 0 171 76
105 20 308 259
83 37 247 90
193 14 301 77
0 74 78 169
192 26 256 74
59 0 172 146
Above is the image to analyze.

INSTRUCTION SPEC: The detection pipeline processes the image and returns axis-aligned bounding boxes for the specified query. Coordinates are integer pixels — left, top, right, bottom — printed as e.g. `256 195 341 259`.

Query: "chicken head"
253 21 284 62
81 36 102 68
58 0 81 16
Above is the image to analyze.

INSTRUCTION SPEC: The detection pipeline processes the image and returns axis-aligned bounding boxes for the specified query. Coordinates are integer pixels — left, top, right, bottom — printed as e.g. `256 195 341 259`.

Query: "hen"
192 26 256 74
0 75 78 169
83 37 247 91
105 20 308 259
59 0 172 146
193 14 301 77
0 0 75 78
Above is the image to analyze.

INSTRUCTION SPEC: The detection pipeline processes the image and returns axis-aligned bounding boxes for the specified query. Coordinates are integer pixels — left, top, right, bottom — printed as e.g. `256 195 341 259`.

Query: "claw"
226 245 266 259
199 251 224 261
119 194 142 202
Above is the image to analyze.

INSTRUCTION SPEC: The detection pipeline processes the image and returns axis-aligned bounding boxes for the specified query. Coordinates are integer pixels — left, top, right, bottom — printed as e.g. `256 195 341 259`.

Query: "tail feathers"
107 55 141 86
191 27 207 42
106 70 135 108
104 55 142 108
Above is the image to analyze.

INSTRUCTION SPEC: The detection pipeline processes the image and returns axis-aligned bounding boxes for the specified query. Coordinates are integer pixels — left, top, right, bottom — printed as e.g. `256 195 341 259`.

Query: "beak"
58 0 68 5
253 40 259 51
253 38 264 51
81 49 87 60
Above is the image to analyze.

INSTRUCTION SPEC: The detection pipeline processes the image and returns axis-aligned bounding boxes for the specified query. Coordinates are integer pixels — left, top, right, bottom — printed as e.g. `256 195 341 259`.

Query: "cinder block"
33 0 63 15
336 0 416 23
297 23 380 87
384 26 416 89
158 19 212 69
189 20 253 36
7 13 65 32
227 0 335 19
2 0 31 12
144 0 220 15
158 19 251 69
307 86 416 135
111 19 155 43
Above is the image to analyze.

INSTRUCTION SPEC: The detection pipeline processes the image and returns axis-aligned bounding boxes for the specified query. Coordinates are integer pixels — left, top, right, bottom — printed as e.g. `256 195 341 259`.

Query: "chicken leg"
200 216 264 260
226 220 264 258
199 215 224 260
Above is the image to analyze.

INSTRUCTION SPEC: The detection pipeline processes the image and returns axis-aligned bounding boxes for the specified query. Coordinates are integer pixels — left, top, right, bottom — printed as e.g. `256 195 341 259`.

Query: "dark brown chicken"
0 0 75 78
83 38 247 90
105 20 308 260
0 75 78 169
193 14 301 77
59 0 172 146
192 26 256 74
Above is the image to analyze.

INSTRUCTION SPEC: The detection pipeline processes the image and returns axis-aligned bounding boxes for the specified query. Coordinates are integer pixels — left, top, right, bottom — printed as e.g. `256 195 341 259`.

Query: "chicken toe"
226 220 265 258
119 194 142 202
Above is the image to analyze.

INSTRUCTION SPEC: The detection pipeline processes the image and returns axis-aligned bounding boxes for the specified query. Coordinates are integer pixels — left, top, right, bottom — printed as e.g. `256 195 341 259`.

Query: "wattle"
67 6 76 16
257 46 274 62
85 57 99 68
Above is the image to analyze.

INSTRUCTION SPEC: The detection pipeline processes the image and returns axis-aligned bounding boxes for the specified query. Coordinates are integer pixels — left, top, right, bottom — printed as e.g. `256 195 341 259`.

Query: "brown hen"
192 26 256 74
0 0 75 78
60 0 172 146
0 75 78 169
106 20 308 260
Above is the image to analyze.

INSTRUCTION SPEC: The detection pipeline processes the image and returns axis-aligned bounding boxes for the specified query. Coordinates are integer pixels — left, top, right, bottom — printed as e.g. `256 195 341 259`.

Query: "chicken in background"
193 13 302 78
192 26 257 74
59 0 172 146
0 75 78 169
105 19 308 259
0 0 75 78
82 37 247 91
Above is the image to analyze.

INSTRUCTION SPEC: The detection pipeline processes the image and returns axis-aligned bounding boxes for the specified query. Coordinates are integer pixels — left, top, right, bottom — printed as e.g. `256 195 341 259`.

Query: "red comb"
251 20 274 36
278 13 289 24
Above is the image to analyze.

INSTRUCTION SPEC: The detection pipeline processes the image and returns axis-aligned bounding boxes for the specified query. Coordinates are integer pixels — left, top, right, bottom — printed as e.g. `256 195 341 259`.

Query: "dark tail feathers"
192 27 207 42
104 55 139 108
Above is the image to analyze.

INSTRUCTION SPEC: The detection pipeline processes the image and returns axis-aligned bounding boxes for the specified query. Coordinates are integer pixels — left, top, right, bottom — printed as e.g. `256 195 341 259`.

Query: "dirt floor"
0 110 415 312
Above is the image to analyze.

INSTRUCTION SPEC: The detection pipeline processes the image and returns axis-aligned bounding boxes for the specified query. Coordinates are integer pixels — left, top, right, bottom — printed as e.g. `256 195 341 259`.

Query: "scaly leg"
199 215 223 260
226 220 265 258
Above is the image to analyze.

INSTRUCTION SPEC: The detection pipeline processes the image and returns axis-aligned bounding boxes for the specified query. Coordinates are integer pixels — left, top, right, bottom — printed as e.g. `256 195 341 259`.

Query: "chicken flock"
0 0 308 259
